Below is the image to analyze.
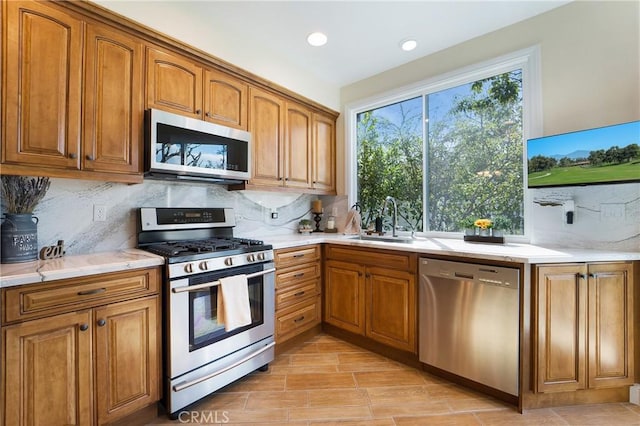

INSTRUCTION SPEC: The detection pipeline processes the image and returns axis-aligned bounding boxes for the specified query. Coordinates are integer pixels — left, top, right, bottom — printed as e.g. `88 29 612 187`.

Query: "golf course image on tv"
527 120 640 188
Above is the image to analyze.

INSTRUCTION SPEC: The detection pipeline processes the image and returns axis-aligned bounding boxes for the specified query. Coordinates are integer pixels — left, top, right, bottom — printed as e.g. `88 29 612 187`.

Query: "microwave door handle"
171 268 275 293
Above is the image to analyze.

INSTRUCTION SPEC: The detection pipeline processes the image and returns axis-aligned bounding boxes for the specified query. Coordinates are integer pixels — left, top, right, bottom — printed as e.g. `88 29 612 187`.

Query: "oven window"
189 266 264 351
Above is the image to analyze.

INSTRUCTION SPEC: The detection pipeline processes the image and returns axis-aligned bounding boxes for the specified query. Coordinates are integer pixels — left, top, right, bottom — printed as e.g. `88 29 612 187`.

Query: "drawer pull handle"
97 319 106 327
294 316 305 323
294 273 305 278
293 254 304 258
294 291 305 297
79 323 89 331
77 288 106 296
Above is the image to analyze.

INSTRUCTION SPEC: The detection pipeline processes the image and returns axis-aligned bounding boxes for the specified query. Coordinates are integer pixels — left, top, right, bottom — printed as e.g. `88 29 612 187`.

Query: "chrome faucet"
380 196 398 237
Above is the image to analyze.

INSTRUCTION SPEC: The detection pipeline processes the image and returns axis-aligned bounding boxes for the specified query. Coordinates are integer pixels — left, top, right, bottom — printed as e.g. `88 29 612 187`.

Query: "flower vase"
1 213 39 263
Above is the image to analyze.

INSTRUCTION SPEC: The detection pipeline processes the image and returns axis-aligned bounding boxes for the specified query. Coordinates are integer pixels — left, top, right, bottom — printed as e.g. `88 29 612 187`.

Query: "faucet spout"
381 196 398 237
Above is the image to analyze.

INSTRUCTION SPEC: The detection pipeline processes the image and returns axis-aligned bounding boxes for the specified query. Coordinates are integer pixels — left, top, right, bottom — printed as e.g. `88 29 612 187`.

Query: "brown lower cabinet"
274 245 322 344
534 262 635 394
324 245 417 354
1 268 161 426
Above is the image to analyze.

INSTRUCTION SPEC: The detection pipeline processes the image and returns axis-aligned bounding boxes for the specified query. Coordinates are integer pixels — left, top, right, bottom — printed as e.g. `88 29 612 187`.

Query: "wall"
338 1 640 251
2 179 347 256
92 0 340 110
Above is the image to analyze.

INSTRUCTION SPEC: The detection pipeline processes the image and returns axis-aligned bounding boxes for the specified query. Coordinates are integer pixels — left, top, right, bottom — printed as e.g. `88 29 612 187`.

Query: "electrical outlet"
600 203 625 221
271 209 278 219
93 204 107 222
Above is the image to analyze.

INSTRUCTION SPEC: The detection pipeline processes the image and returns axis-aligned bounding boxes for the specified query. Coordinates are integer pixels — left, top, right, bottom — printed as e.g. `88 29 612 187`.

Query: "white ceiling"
95 1 570 96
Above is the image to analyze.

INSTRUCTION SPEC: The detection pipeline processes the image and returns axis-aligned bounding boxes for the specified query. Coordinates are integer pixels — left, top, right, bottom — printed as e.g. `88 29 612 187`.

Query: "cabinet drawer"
275 296 321 343
274 245 320 268
2 268 160 324
276 279 320 310
326 245 416 271
276 263 321 289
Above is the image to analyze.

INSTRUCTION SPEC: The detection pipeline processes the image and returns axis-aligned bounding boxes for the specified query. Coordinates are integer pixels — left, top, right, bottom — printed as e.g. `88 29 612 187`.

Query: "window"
348 48 540 238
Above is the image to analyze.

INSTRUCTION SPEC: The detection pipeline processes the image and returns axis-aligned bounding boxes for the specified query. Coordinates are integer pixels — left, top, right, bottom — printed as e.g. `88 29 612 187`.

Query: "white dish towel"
217 274 252 332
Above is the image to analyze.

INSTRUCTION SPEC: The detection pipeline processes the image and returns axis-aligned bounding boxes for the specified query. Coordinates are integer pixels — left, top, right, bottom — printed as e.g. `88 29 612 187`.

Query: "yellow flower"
474 218 493 229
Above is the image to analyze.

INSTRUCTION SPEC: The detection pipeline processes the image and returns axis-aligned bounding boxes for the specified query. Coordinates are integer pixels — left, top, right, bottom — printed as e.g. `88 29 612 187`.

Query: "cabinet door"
3 311 93 426
83 22 144 174
249 87 285 186
284 101 312 189
94 296 160 424
535 264 587 393
324 260 365 335
146 47 203 117
312 113 336 193
3 1 82 169
366 266 417 353
587 262 634 389
204 69 248 130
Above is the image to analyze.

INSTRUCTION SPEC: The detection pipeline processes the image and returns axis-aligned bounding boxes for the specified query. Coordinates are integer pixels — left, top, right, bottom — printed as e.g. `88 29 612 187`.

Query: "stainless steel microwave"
145 109 251 184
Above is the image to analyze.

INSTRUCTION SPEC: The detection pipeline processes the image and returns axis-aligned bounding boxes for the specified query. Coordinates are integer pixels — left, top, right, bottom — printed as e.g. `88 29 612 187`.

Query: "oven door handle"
172 341 276 392
172 268 276 293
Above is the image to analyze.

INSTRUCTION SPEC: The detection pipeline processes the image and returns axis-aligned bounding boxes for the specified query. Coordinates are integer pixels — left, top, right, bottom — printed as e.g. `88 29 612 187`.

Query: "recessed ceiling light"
400 39 417 52
307 32 328 47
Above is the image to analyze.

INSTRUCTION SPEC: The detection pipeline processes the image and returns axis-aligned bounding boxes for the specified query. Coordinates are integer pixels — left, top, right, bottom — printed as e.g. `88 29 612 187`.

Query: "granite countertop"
265 233 640 264
0 248 165 288
1 235 638 288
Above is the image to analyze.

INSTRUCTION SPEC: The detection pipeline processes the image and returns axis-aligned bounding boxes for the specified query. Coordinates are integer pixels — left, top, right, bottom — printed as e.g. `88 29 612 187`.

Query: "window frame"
345 46 542 242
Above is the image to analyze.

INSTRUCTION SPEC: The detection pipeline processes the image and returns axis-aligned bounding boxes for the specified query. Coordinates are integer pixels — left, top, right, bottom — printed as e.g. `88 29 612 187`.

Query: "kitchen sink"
350 234 417 244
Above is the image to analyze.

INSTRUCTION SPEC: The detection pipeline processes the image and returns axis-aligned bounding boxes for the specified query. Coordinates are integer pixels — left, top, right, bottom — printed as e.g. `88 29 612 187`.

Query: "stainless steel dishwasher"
419 258 519 396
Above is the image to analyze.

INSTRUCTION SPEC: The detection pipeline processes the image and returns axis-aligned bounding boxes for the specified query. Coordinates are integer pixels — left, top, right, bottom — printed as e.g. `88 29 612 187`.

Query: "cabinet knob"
579 274 588 280
195 109 201 115
79 323 89 331
97 319 106 327
69 153 77 159
86 155 94 161
205 112 211 117
365 273 371 278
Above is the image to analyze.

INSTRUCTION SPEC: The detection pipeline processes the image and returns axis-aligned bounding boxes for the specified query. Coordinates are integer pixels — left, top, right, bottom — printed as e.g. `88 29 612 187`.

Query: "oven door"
168 261 275 378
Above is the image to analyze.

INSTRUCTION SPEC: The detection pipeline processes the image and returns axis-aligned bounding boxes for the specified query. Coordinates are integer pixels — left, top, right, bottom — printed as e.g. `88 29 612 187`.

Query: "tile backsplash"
1 178 638 255
0 178 348 256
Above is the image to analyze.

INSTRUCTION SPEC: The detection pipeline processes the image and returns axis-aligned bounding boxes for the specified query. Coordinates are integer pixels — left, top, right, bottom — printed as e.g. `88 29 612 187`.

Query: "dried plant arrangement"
1 175 51 214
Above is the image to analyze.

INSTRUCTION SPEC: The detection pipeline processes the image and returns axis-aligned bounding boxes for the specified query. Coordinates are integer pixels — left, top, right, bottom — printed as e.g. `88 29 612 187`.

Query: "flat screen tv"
527 120 640 188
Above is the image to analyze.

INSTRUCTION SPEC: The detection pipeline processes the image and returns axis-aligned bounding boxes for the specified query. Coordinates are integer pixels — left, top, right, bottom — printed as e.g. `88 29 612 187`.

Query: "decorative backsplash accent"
0 178 637 255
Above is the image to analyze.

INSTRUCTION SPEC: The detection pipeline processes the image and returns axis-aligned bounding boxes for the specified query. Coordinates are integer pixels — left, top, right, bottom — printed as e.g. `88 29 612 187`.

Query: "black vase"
1 213 39 263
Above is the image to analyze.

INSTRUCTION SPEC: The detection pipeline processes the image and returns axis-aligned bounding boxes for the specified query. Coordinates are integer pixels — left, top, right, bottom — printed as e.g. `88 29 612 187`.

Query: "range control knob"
184 263 194 274
224 257 233 267
257 252 266 261
247 254 256 262
199 261 208 271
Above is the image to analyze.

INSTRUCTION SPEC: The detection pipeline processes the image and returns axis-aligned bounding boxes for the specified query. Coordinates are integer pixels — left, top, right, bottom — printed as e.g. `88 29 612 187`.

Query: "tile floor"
143 333 640 425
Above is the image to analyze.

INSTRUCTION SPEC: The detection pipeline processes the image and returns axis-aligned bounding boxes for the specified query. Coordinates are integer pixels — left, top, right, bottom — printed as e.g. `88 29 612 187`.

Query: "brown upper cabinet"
242 87 336 194
2 0 337 189
312 113 336 192
248 86 286 186
146 47 204 119
204 69 249 130
2 1 144 183
146 47 249 130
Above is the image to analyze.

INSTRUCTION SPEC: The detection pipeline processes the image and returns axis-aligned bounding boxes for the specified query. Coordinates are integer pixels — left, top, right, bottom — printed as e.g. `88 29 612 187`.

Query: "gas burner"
137 208 272 264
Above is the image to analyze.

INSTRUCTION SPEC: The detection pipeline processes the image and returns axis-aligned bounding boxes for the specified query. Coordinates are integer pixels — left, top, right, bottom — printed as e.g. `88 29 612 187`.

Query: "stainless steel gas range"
137 207 275 419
